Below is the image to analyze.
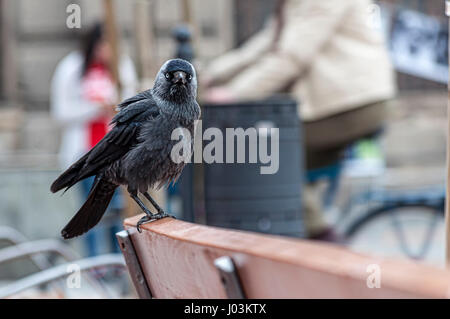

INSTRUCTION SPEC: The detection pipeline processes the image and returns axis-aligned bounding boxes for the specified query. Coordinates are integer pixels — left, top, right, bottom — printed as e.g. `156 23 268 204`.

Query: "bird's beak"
172 71 187 85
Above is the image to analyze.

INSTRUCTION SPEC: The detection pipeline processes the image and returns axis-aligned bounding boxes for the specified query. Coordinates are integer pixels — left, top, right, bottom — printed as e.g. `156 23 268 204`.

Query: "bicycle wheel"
344 204 445 265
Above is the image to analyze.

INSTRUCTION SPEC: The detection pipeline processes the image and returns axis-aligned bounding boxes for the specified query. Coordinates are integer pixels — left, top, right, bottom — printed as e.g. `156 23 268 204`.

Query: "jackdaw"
51 58 200 239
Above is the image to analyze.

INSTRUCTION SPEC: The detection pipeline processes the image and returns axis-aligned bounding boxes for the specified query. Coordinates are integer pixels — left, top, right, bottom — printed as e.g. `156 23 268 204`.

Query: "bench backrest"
122 216 450 298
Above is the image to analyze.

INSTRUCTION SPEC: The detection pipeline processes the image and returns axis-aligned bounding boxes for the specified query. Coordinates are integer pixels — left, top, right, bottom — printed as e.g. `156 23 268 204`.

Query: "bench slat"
124 215 450 299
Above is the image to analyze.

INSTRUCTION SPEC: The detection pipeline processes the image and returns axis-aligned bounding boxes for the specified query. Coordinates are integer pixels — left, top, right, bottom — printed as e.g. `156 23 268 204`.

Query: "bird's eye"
165 73 170 80
187 74 192 81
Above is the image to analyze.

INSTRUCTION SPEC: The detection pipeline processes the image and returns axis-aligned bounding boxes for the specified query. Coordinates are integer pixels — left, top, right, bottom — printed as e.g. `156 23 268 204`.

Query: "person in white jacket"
50 23 137 255
51 30 137 170
203 0 396 241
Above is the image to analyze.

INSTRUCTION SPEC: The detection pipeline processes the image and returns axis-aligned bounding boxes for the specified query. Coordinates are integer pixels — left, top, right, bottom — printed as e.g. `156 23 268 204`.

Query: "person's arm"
119 55 138 100
50 57 103 126
224 0 353 100
206 19 276 85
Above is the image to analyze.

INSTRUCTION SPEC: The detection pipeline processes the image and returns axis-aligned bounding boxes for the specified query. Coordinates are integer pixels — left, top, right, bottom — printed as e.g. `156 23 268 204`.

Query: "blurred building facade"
0 0 235 110
0 0 236 167
0 0 447 173
0 0 236 244
0 0 447 250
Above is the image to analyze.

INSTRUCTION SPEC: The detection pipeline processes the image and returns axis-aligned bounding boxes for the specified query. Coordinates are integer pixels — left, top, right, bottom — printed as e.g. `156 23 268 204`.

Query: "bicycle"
307 158 446 264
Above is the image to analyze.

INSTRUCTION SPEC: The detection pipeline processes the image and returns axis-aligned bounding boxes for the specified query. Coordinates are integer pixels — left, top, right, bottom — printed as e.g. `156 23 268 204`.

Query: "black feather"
50 151 92 193
51 58 200 240
115 90 152 112
61 177 117 239
165 58 194 75
51 99 160 193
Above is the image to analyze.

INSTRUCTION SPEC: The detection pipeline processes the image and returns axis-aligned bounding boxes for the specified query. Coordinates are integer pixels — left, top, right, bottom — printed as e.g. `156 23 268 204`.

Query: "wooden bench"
118 215 450 299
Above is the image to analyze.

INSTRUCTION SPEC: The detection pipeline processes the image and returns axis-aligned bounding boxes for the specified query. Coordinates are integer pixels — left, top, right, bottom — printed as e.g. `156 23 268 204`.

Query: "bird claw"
136 215 152 233
136 212 174 232
153 212 174 220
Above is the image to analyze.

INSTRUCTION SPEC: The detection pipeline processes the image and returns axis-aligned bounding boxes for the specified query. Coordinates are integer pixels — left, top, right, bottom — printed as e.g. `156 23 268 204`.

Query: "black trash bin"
202 98 305 237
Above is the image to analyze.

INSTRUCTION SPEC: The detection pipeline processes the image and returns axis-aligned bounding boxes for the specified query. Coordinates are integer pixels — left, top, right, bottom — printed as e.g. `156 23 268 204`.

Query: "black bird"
51 59 200 239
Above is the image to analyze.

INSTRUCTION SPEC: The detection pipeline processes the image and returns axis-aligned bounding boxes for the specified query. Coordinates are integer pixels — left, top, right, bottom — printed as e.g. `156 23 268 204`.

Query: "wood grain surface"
124 215 450 298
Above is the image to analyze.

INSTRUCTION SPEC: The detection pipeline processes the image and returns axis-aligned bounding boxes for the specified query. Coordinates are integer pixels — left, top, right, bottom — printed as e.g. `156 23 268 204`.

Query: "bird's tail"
61 176 117 239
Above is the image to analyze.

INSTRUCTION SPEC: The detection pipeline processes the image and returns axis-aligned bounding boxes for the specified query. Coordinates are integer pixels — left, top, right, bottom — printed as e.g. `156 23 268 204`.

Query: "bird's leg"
143 191 176 220
129 191 155 232
129 192 153 215
143 192 164 214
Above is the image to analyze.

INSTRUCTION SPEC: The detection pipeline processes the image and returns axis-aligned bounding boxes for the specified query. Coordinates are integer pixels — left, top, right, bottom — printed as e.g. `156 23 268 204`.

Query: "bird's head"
153 59 197 104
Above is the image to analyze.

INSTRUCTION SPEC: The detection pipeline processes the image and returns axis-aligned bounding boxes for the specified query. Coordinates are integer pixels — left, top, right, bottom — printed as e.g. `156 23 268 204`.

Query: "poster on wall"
387 8 448 83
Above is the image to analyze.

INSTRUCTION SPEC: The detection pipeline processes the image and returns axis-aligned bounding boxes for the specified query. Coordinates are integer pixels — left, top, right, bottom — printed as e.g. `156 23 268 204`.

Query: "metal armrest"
0 226 28 245
0 254 125 298
0 239 78 265
0 238 112 298
0 227 53 270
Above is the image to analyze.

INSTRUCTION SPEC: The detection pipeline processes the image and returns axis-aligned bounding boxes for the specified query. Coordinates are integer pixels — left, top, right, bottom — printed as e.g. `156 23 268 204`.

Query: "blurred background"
0 0 448 298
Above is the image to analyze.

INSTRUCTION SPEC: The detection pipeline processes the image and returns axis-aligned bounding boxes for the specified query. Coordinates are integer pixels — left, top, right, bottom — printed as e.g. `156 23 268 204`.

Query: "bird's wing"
52 93 160 191
82 96 159 174
116 90 152 111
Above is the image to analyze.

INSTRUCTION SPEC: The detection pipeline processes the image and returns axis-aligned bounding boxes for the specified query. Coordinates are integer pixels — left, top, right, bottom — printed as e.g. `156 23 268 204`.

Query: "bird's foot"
136 212 175 233
136 215 152 233
152 212 175 220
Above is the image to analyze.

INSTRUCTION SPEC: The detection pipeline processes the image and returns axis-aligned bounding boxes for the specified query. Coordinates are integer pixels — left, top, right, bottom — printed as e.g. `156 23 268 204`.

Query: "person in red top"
81 24 123 256
82 59 116 147
51 22 138 256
